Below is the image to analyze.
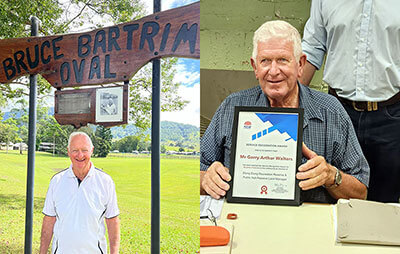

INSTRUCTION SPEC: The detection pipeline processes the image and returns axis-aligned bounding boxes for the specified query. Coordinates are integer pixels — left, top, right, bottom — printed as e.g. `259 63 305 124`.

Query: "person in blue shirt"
300 0 400 203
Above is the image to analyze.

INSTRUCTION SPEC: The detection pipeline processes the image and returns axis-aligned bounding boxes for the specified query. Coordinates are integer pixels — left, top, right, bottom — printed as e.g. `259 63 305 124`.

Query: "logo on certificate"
243 121 252 129
260 185 268 194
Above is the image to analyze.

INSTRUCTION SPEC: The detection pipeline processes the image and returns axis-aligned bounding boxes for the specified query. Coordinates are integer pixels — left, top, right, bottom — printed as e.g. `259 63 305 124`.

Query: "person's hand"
296 143 335 190
201 161 231 199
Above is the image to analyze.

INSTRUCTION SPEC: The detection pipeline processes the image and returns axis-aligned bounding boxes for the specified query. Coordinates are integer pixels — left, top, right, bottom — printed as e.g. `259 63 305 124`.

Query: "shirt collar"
67 162 95 178
259 81 324 128
298 82 324 128
254 85 269 106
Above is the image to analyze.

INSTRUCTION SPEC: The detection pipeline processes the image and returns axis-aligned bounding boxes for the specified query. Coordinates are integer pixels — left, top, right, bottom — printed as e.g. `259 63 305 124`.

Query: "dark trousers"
342 102 400 202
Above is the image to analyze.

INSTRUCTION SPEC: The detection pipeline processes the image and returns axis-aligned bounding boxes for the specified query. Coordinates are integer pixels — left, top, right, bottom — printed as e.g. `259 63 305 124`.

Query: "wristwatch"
324 166 342 188
333 167 342 186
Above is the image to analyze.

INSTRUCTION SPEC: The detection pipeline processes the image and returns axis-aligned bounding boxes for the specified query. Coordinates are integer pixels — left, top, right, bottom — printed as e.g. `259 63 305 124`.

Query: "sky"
154 0 200 127
144 0 198 12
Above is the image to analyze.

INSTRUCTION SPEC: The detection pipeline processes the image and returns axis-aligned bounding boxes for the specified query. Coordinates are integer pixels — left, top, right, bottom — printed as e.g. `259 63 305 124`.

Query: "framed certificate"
226 106 304 206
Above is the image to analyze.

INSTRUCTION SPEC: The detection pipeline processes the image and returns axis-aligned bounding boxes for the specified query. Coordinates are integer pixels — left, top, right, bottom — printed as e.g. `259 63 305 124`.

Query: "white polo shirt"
43 163 119 254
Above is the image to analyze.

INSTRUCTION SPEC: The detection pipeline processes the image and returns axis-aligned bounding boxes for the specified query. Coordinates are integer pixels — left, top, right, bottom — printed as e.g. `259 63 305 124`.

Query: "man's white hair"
68 132 93 150
252 20 302 61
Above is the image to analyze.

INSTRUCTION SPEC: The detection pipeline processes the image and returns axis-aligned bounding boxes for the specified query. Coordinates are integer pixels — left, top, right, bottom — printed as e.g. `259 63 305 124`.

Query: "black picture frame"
226 106 304 206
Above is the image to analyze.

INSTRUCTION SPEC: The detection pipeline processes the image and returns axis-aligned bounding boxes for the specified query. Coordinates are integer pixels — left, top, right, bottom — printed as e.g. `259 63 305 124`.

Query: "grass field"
0 150 199 253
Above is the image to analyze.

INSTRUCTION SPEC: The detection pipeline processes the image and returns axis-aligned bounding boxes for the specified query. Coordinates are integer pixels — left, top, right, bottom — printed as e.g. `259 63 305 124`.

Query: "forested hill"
111 121 199 142
111 121 199 150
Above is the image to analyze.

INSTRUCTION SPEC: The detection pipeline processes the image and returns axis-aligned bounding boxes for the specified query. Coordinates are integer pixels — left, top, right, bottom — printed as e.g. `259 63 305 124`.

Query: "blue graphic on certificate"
232 112 298 200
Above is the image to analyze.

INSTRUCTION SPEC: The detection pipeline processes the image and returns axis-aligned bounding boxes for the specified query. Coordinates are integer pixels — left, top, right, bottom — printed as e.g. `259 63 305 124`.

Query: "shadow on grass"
0 194 45 211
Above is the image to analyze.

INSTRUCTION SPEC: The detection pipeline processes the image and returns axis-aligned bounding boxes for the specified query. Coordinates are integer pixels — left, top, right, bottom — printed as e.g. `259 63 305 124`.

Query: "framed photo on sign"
96 86 124 123
226 106 304 206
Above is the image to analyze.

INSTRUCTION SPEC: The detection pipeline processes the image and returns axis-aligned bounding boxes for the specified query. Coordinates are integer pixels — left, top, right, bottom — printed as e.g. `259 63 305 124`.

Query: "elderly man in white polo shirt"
39 132 120 254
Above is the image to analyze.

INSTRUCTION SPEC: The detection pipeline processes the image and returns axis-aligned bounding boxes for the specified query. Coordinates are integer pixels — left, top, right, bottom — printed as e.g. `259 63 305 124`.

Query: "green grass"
0 150 199 253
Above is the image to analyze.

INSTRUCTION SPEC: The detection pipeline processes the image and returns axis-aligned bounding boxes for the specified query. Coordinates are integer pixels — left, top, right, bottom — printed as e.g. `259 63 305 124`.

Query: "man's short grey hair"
252 20 302 61
68 132 94 150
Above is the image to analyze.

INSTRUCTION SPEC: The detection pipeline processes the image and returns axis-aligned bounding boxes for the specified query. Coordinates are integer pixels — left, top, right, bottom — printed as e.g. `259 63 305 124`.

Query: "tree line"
0 100 198 157
0 100 113 157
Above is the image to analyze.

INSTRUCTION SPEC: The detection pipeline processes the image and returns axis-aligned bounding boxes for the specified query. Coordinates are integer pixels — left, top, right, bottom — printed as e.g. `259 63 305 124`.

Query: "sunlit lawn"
0 150 199 253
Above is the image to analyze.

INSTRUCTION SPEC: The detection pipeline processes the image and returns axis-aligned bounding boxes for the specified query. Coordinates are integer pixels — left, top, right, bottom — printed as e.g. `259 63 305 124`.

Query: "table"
200 202 400 254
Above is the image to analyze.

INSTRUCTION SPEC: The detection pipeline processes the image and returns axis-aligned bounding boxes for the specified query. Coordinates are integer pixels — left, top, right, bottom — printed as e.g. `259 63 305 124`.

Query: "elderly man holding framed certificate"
200 20 369 205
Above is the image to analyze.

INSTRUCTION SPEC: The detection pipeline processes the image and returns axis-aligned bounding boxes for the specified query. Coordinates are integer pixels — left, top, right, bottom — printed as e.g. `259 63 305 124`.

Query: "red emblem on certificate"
260 185 268 194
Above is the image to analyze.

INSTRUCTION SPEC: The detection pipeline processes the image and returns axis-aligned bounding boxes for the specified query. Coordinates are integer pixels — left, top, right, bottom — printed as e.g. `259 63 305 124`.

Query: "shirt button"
358 62 363 67
357 87 362 92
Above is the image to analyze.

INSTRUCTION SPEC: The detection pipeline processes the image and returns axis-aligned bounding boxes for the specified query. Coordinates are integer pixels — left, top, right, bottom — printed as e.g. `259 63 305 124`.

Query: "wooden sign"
54 85 128 128
0 2 199 88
